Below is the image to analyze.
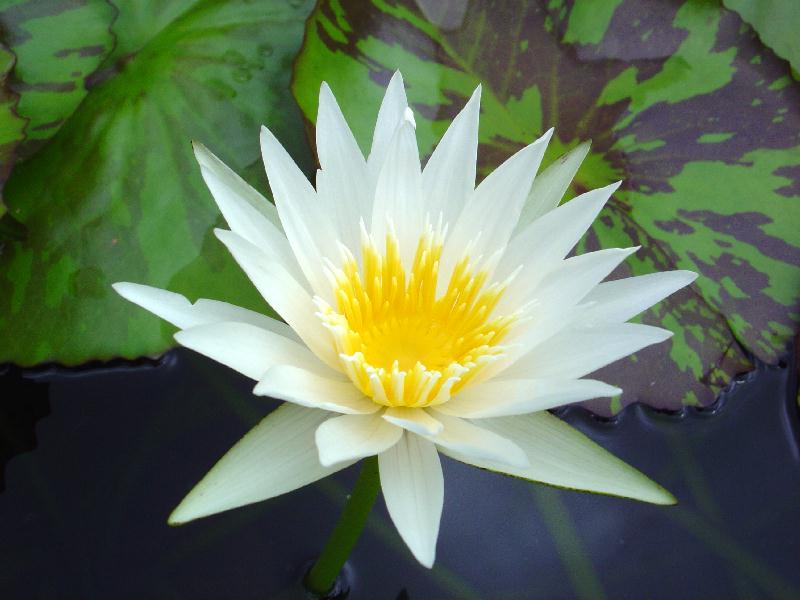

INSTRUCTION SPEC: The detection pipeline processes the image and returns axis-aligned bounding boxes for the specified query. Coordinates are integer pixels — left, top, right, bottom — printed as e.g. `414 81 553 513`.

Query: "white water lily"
114 72 696 568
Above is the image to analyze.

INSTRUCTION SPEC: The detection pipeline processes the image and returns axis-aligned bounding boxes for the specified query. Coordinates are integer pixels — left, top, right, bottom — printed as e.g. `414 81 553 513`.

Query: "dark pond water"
1 348 798 599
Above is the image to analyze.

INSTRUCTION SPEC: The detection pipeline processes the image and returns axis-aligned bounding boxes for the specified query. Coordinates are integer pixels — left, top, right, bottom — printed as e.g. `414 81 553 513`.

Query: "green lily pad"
723 0 800 73
291 0 800 414
0 44 25 220
0 0 316 366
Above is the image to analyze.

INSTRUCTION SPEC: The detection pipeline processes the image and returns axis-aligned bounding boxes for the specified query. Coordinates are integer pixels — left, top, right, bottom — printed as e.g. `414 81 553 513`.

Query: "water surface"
1 349 798 599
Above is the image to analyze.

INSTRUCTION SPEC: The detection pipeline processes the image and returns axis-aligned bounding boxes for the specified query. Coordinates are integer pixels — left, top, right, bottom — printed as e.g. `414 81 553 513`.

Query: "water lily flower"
114 72 696 568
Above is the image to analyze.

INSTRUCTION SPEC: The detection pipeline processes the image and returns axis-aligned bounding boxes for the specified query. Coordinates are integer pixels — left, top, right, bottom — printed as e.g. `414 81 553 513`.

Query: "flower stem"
304 456 381 597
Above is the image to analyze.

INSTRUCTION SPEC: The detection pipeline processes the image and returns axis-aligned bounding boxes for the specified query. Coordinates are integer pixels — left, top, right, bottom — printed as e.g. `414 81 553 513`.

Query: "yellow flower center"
316 224 518 408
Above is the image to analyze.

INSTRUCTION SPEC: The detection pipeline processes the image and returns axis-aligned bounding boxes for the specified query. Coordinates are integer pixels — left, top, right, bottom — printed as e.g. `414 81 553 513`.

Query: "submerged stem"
304 456 381 597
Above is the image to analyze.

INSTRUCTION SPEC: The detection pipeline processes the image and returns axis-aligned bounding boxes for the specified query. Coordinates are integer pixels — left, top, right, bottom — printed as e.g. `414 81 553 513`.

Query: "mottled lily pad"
291 0 800 414
0 44 25 220
723 0 800 73
0 0 116 160
0 0 316 366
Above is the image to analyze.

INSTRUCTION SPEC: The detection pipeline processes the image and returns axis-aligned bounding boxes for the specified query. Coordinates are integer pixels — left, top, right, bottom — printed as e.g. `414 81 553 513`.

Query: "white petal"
368 71 409 181
439 129 552 294
403 106 416 127
502 323 673 380
254 365 379 415
478 244 632 368
518 247 639 310
422 85 481 225
193 141 283 236
515 141 591 232
214 229 340 369
316 83 371 253
260 125 337 298
315 167 360 265
468 301 582 389
437 378 621 418
442 412 676 505
188 299 299 341
317 82 368 175
315 413 402 467
199 158 304 283
371 119 423 265
577 270 698 326
169 404 352 525
174 321 338 381
495 181 621 306
112 282 299 342
379 433 443 568
383 407 443 436
428 412 529 468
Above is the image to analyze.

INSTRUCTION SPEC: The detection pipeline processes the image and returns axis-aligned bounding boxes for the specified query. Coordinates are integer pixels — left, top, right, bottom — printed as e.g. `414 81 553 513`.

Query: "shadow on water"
0 347 797 599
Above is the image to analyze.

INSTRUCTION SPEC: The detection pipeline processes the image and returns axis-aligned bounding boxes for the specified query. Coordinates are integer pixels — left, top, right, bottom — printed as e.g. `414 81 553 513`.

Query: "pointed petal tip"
649 327 675 344
259 124 273 143
111 281 153 303
213 227 232 243
318 81 336 107
259 125 274 150
191 139 208 157
416 550 436 569
536 127 555 146
167 498 195 526
644 482 678 506
590 381 623 398
579 180 621 205
166 510 185 527
682 270 699 284
111 281 130 295
191 141 225 174
392 514 436 568
469 83 482 103
567 140 592 165
609 245 640 256
662 489 678 506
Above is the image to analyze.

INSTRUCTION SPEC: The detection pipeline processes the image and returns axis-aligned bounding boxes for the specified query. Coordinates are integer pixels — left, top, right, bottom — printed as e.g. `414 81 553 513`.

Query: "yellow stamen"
317 224 517 408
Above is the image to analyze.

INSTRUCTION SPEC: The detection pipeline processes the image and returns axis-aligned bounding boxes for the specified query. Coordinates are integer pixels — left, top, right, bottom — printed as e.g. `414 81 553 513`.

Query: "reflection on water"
0 348 797 599
0 366 49 492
